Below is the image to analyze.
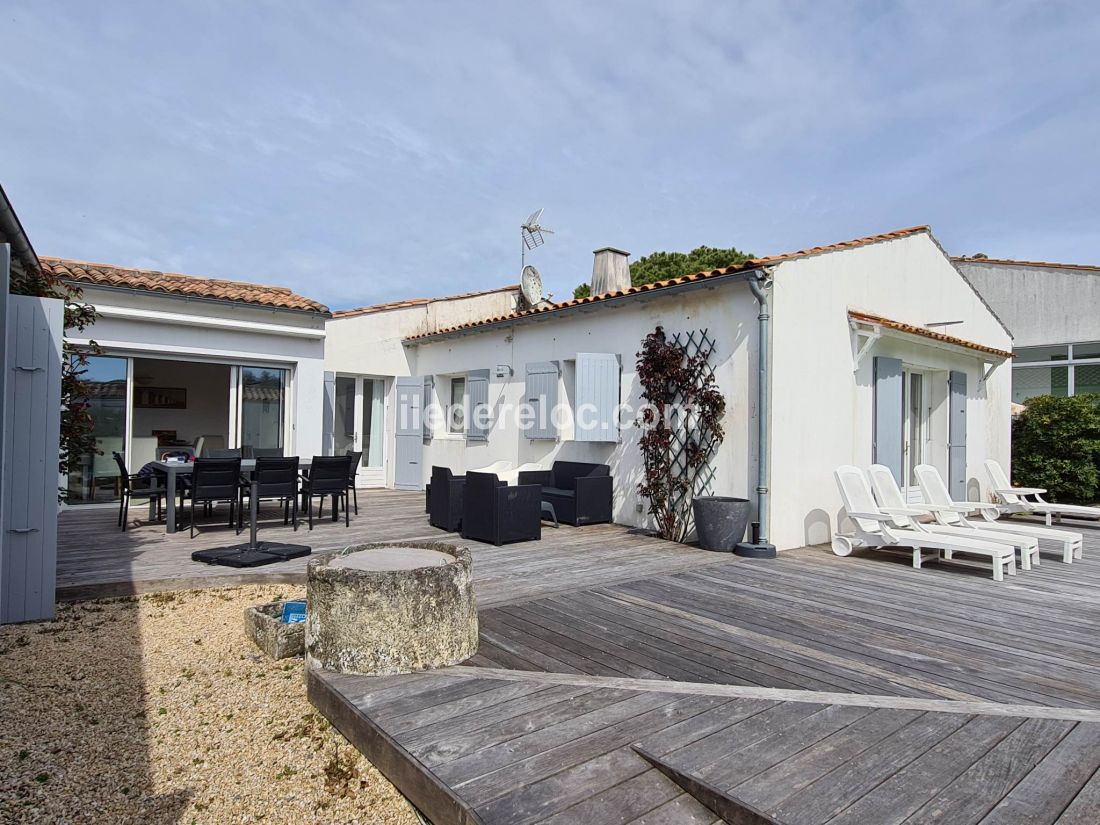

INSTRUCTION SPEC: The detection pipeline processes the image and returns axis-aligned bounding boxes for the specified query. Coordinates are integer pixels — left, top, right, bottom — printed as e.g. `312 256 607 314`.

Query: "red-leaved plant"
636 326 725 542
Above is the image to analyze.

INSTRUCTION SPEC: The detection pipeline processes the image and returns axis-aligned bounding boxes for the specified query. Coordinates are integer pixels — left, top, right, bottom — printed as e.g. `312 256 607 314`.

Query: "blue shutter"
321 371 336 456
525 361 560 440
873 356 904 483
948 370 967 500
422 376 434 441
575 353 620 442
466 369 490 442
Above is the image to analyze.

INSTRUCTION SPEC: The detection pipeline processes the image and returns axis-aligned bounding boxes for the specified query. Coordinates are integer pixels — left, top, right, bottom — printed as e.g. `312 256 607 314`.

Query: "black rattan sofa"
460 471 541 545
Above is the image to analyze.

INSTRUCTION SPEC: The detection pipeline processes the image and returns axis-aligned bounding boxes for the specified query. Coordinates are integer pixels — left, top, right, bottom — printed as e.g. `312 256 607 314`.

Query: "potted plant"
636 326 740 548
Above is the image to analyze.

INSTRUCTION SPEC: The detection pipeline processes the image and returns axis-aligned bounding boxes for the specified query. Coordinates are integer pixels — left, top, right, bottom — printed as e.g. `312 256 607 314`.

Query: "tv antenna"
521 208 554 267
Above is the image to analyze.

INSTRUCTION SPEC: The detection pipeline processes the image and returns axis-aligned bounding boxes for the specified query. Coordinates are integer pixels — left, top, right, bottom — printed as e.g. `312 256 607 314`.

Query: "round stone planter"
692 496 752 552
306 542 478 675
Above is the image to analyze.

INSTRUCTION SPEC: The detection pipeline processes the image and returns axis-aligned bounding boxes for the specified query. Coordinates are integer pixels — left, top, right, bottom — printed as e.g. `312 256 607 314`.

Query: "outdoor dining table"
150 458 314 534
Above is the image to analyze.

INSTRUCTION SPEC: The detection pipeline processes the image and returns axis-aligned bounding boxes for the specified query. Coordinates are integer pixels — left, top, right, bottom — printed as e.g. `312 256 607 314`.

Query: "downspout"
735 267 777 559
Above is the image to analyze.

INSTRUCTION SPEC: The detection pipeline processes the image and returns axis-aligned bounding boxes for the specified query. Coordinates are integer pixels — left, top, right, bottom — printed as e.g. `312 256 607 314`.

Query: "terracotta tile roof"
405 226 931 342
848 310 1013 359
332 284 519 319
952 256 1100 273
42 256 329 314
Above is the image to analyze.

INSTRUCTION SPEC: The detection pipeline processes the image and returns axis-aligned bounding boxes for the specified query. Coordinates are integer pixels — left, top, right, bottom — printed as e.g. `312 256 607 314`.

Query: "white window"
448 376 466 434
1013 342 1100 402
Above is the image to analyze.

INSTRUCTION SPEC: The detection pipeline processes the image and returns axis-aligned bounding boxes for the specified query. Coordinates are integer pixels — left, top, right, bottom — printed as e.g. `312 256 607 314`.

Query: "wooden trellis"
667 328 719 529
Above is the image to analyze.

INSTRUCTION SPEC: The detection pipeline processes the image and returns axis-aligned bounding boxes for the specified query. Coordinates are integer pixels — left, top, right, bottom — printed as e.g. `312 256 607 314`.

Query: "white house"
47 257 330 503
324 226 1014 551
322 284 519 487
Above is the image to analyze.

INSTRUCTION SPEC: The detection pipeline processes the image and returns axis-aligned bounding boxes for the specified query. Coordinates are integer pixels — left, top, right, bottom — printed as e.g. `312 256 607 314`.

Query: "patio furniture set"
427 460 613 545
833 459 1090 581
112 449 363 536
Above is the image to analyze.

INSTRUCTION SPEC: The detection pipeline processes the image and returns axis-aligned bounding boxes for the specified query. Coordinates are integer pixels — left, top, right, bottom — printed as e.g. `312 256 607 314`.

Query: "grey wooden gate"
2 283 63 623
394 377 424 490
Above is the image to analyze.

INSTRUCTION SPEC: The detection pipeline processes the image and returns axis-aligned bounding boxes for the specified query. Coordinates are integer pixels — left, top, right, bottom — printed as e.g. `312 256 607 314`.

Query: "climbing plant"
635 326 725 542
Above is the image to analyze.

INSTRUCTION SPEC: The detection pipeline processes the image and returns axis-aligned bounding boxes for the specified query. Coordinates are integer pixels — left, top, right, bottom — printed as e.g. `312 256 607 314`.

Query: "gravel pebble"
0 586 419 824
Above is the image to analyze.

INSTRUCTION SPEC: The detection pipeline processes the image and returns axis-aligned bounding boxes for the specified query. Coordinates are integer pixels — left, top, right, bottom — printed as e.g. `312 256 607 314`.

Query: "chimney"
590 247 631 296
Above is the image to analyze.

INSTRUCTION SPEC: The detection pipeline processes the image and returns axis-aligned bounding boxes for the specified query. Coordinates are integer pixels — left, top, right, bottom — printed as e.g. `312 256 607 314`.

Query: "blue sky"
3 1 1098 311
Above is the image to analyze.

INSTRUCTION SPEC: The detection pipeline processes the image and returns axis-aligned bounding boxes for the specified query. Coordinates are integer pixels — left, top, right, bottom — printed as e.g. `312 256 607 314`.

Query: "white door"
902 370 928 502
334 375 387 487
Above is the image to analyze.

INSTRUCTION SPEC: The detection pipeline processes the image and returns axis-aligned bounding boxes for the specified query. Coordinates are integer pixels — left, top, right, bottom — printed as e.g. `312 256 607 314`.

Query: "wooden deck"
58 494 1100 823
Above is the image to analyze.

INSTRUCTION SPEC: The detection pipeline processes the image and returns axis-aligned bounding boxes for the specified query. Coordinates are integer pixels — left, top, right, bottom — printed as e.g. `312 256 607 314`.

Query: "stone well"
305 542 477 675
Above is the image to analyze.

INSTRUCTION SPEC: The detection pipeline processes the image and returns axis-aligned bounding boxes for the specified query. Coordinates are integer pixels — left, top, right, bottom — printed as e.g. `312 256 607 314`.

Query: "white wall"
406 284 759 529
67 288 327 458
768 232 1013 551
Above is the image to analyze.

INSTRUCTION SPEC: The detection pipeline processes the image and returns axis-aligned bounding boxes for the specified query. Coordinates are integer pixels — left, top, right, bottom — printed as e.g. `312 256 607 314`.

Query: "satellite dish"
520 265 544 308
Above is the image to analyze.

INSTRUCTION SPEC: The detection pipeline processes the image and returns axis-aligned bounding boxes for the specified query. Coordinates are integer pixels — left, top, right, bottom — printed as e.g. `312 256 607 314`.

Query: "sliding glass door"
67 355 129 503
236 366 288 451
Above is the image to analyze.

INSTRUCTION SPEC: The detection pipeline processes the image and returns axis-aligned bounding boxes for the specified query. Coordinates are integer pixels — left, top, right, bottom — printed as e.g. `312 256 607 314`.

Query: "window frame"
1012 341 1100 400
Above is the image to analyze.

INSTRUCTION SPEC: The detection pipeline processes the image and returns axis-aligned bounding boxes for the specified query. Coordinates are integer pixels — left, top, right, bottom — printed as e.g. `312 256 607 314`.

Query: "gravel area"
0 585 419 824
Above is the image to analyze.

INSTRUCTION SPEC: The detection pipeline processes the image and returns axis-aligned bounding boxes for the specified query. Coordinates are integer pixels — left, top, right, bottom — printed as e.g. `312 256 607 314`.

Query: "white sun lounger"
833 466 1015 581
868 464 1039 571
916 464 1083 564
985 459 1100 526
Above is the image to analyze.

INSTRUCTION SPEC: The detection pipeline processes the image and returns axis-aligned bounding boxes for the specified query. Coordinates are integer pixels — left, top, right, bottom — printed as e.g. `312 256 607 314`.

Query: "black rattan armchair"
429 466 465 532
461 471 541 546
345 450 363 515
518 461 613 526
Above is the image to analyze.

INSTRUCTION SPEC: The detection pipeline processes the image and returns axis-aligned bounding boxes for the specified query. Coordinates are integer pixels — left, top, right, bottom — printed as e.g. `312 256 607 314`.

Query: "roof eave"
0 184 41 279
65 280 332 318
403 269 760 346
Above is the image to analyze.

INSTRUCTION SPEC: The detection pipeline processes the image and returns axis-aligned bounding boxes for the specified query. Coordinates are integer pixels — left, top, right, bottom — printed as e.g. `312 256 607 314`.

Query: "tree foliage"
10 262 98 498
635 326 726 543
1011 394 1100 503
574 244 754 299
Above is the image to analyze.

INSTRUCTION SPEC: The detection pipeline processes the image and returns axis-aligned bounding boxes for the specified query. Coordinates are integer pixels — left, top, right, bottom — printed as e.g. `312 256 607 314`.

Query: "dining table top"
151 457 314 474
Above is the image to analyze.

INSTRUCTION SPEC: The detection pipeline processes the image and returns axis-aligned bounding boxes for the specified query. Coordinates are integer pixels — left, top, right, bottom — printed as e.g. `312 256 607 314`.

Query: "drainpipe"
735 267 777 559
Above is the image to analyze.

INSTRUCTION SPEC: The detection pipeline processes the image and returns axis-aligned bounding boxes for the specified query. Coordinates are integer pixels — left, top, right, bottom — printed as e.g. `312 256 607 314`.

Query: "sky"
3 1 1099 311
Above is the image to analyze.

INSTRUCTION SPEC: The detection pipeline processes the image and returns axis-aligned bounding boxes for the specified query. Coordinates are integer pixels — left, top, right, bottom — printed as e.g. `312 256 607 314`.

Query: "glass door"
334 376 357 457
334 376 386 483
236 366 288 452
67 354 130 503
902 370 927 501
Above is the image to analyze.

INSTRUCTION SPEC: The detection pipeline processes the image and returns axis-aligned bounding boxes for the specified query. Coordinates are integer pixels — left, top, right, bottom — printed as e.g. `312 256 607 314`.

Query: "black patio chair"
429 465 465 532
344 449 363 515
239 456 300 532
187 457 242 537
461 471 541 546
112 452 168 531
301 455 352 530
251 447 284 458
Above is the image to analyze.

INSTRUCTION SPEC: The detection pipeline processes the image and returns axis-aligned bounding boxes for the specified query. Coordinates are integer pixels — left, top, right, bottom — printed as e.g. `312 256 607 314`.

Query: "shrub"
1011 394 1100 503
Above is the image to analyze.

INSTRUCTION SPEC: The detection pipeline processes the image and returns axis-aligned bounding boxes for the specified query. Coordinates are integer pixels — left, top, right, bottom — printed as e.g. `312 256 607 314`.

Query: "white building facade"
325 227 1014 551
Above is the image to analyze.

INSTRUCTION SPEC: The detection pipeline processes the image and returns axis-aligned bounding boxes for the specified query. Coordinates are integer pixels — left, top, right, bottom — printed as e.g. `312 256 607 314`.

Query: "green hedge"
1011 394 1100 503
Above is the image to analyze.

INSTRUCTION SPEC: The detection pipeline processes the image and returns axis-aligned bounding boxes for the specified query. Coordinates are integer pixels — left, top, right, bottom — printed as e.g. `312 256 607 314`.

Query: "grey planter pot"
693 496 752 552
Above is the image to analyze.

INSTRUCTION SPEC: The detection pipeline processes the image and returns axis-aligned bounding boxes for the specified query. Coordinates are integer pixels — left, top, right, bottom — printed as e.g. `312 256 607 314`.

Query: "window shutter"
322 371 336 455
575 353 620 442
422 375 434 441
466 369 491 441
525 361 560 440
872 356 903 483
948 370 967 499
